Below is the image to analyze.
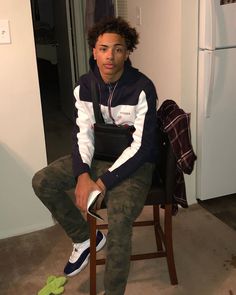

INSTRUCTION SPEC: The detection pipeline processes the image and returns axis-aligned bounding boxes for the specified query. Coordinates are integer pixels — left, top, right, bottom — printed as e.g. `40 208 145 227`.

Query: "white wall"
127 0 198 204
0 0 54 239
127 0 182 107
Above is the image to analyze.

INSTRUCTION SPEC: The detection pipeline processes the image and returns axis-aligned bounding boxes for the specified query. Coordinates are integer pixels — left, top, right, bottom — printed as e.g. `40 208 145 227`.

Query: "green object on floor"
38 275 67 295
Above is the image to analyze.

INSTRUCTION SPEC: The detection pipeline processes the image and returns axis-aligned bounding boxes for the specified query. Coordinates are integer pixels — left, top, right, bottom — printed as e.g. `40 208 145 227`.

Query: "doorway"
30 0 121 163
30 0 89 163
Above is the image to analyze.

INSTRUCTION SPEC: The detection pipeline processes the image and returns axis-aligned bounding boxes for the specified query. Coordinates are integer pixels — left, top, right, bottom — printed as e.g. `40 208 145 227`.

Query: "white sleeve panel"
74 86 94 166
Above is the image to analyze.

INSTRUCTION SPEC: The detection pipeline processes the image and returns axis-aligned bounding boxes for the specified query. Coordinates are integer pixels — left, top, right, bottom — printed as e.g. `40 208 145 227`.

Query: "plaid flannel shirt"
157 99 197 210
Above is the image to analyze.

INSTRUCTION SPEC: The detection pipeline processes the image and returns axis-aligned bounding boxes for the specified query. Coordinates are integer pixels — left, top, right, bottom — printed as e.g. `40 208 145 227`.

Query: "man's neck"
101 71 124 84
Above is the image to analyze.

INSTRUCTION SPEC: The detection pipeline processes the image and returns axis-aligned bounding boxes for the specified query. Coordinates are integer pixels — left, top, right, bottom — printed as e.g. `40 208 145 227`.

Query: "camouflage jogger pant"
32 155 154 295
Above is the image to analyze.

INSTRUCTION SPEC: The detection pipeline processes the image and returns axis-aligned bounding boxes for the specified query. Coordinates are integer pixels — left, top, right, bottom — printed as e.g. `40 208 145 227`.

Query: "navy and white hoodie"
72 58 158 190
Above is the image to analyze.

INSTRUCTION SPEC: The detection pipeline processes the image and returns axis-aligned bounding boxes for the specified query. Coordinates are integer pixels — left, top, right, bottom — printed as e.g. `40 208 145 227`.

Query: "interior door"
53 0 74 121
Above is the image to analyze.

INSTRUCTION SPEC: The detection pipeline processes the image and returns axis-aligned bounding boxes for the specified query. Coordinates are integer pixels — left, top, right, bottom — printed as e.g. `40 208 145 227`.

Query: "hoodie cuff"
73 163 90 180
99 170 122 190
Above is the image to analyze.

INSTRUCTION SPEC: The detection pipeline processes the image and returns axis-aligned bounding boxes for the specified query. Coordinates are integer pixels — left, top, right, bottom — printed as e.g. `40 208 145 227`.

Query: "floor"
0 60 235 295
198 194 236 231
0 205 236 295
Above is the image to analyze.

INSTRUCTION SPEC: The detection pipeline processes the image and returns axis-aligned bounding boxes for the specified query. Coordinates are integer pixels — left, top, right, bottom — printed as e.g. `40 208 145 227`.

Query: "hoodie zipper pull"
108 82 118 124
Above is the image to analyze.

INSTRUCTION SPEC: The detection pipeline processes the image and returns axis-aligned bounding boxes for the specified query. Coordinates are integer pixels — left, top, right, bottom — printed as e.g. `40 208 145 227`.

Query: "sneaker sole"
66 233 106 277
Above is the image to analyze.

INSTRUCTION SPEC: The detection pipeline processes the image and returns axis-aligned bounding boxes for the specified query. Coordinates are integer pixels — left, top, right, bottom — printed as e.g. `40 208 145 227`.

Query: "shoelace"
70 243 80 258
69 241 89 261
69 232 98 261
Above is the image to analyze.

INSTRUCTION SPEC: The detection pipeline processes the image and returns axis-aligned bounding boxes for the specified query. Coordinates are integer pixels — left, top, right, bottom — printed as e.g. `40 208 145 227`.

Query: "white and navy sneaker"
64 231 106 277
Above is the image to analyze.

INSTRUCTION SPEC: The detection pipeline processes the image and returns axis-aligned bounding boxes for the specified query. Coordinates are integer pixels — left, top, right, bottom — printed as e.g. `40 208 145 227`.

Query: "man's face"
93 33 129 83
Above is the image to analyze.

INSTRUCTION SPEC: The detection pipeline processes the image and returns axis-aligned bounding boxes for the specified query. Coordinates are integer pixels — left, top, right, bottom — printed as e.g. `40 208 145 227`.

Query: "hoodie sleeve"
99 80 158 189
72 84 94 178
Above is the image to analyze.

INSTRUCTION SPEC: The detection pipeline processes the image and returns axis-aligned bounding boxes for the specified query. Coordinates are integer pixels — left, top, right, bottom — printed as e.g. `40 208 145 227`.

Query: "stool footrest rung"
97 220 155 230
95 251 166 265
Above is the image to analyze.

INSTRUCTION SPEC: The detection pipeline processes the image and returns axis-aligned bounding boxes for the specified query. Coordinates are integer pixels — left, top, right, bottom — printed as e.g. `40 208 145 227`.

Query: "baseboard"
0 219 56 240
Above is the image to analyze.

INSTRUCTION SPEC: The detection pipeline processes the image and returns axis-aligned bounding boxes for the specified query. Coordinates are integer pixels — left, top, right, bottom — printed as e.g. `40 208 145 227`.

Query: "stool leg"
153 205 163 251
88 214 97 295
164 204 178 285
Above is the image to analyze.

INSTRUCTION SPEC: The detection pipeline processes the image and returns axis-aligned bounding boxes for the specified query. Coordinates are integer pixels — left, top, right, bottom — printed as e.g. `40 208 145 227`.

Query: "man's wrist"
96 178 106 193
78 172 90 181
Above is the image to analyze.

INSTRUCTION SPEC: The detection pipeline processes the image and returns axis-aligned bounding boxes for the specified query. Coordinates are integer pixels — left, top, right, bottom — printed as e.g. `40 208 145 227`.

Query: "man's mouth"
104 64 115 69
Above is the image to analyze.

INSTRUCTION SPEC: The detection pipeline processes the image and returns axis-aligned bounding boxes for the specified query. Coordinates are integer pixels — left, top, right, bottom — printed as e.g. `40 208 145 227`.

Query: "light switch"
136 7 142 26
0 20 11 44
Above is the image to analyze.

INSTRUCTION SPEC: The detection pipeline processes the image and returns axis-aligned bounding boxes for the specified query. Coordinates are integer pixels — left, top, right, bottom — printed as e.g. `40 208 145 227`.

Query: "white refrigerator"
197 0 236 200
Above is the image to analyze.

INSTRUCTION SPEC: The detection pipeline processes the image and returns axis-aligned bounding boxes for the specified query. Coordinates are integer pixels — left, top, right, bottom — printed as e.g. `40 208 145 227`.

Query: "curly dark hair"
87 17 139 52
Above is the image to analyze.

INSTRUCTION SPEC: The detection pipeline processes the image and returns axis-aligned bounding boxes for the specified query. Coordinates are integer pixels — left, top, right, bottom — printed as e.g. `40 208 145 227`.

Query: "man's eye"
99 47 106 52
116 47 123 53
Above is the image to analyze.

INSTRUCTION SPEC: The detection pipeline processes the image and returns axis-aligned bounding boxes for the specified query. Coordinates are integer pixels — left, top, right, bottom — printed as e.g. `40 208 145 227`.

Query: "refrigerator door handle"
201 0 216 50
205 50 215 118
208 0 216 50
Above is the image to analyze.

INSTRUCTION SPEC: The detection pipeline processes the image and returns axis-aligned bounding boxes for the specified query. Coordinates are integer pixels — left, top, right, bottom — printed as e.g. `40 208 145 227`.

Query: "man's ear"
93 48 97 60
125 50 130 61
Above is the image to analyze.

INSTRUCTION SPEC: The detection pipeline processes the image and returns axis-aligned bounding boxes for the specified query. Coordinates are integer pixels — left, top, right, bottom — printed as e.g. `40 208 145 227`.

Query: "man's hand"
96 178 106 195
75 173 107 212
75 173 98 212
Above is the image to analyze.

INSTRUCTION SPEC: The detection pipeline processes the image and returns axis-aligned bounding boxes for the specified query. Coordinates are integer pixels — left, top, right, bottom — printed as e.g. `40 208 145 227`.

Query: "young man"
32 17 158 295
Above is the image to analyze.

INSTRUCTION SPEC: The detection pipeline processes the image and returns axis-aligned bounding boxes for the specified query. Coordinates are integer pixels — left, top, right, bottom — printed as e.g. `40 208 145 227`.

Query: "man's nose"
107 49 114 59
